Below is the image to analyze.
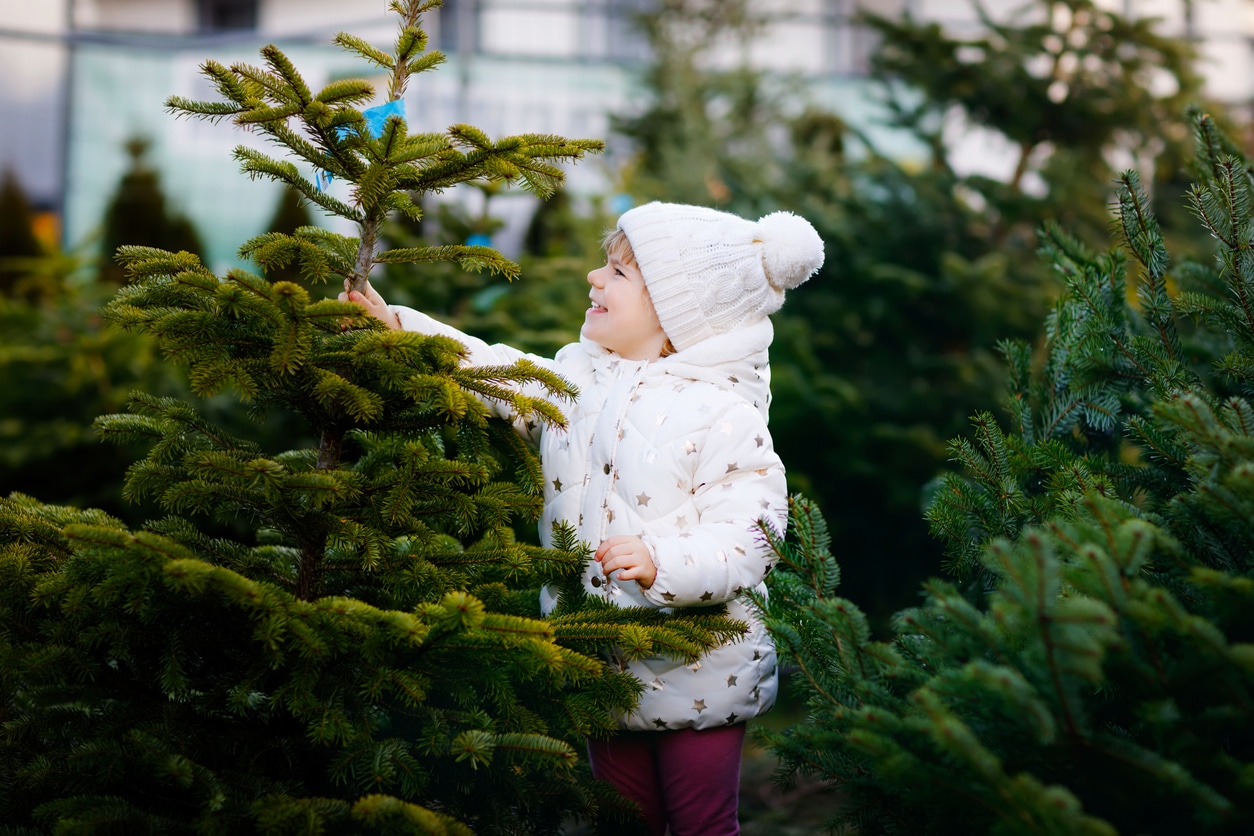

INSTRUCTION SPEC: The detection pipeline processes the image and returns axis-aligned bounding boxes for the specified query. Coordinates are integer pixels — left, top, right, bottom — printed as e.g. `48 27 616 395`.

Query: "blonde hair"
601 227 676 357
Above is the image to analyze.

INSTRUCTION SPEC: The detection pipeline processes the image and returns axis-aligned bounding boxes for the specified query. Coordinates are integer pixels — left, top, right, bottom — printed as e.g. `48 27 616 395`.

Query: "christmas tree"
0 2 743 831
97 136 206 285
0 169 47 301
759 109 1254 834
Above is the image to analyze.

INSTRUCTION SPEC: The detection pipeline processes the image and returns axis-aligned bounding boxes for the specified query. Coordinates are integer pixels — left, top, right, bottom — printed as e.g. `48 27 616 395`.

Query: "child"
343 202 823 835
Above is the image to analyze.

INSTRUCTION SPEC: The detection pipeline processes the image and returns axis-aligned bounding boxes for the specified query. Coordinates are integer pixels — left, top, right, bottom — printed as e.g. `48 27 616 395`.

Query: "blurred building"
0 0 1249 267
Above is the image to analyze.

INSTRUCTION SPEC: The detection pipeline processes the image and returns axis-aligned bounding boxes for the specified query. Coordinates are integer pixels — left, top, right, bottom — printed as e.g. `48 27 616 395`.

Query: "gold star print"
653 718 668 729
752 650 761 660
675 515 688 528
725 713 739 725
688 661 702 672
607 510 615 522
684 441 697 455
693 699 707 714
719 421 733 435
684 554 695 566
726 674 738 687
650 678 665 691
755 468 769 476
726 462 739 473
552 478 563 492
700 590 713 601
734 545 746 555
754 434 764 447
636 492 651 506
759 499 770 509
618 428 625 440
662 592 675 602
728 374 739 383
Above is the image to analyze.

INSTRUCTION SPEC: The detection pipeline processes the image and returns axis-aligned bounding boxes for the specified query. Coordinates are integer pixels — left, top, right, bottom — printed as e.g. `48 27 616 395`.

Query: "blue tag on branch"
316 99 407 192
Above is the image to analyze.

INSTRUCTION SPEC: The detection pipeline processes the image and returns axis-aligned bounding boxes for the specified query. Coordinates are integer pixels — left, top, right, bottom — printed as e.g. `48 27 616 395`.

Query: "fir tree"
97 136 206 285
0 169 47 301
758 111 1254 834
0 2 744 831
261 185 315 287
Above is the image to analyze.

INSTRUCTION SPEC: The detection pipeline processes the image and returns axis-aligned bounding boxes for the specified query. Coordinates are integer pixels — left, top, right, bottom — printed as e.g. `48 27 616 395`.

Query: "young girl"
343 202 823 835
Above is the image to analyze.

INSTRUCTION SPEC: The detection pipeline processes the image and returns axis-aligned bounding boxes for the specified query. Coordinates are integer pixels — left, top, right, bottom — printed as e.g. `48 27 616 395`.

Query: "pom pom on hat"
616 202 824 352
756 211 825 291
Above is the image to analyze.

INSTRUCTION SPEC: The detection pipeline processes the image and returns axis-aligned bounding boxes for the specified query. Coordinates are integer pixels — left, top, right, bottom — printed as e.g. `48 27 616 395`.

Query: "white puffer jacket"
393 307 785 731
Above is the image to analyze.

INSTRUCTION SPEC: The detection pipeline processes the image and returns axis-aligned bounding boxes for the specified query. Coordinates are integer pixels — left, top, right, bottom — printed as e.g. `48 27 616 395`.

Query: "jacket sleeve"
390 305 567 442
638 398 788 608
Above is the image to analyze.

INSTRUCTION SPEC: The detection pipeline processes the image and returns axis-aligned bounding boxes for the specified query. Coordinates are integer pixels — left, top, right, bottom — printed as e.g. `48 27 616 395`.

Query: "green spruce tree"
758 110 1254 834
260 185 315 287
0 2 744 831
0 169 48 301
97 136 206 285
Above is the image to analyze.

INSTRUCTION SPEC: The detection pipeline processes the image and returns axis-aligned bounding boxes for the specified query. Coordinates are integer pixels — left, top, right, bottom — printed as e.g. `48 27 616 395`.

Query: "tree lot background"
0 0 1247 830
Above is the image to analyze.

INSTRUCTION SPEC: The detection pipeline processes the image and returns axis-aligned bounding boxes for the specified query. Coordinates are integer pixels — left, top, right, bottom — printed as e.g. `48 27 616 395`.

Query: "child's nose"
587 266 604 287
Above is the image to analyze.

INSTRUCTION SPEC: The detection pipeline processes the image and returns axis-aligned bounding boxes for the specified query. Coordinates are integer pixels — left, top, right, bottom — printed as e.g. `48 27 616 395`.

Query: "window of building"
198 0 259 33
438 0 480 53
578 0 651 62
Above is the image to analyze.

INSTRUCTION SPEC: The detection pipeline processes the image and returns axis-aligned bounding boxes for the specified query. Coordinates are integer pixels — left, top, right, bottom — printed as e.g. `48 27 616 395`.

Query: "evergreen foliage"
0 169 47 301
261 185 316 287
0 2 744 831
759 111 1254 834
98 137 206 285
0 245 186 519
378 185 611 362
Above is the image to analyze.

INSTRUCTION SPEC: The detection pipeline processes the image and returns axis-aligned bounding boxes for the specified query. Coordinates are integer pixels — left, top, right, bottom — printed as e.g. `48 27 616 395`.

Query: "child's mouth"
588 302 607 313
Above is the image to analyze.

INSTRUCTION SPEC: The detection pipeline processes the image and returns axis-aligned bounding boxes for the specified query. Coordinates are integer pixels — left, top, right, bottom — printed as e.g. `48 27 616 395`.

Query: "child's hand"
595 535 657 589
339 279 400 330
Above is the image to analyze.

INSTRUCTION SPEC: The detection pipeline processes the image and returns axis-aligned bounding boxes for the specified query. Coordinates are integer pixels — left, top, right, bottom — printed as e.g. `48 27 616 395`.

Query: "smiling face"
581 239 669 361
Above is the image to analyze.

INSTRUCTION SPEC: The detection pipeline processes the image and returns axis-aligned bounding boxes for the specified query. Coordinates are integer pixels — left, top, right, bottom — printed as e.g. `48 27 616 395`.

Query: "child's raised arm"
339 279 571 444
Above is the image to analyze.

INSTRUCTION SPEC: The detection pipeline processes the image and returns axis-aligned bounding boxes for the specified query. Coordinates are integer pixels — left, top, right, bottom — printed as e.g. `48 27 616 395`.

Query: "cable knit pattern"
392 306 785 731
617 202 823 352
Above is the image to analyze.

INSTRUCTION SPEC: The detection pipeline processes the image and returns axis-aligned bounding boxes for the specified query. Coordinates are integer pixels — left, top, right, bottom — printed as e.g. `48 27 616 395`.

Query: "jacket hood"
578 318 774 421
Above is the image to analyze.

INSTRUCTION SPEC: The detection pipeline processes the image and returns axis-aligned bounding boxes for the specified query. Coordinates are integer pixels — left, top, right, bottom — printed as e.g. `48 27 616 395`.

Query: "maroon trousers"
587 724 747 835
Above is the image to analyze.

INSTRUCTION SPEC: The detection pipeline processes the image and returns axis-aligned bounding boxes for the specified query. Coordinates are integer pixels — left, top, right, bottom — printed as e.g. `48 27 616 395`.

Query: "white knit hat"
616 202 824 352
